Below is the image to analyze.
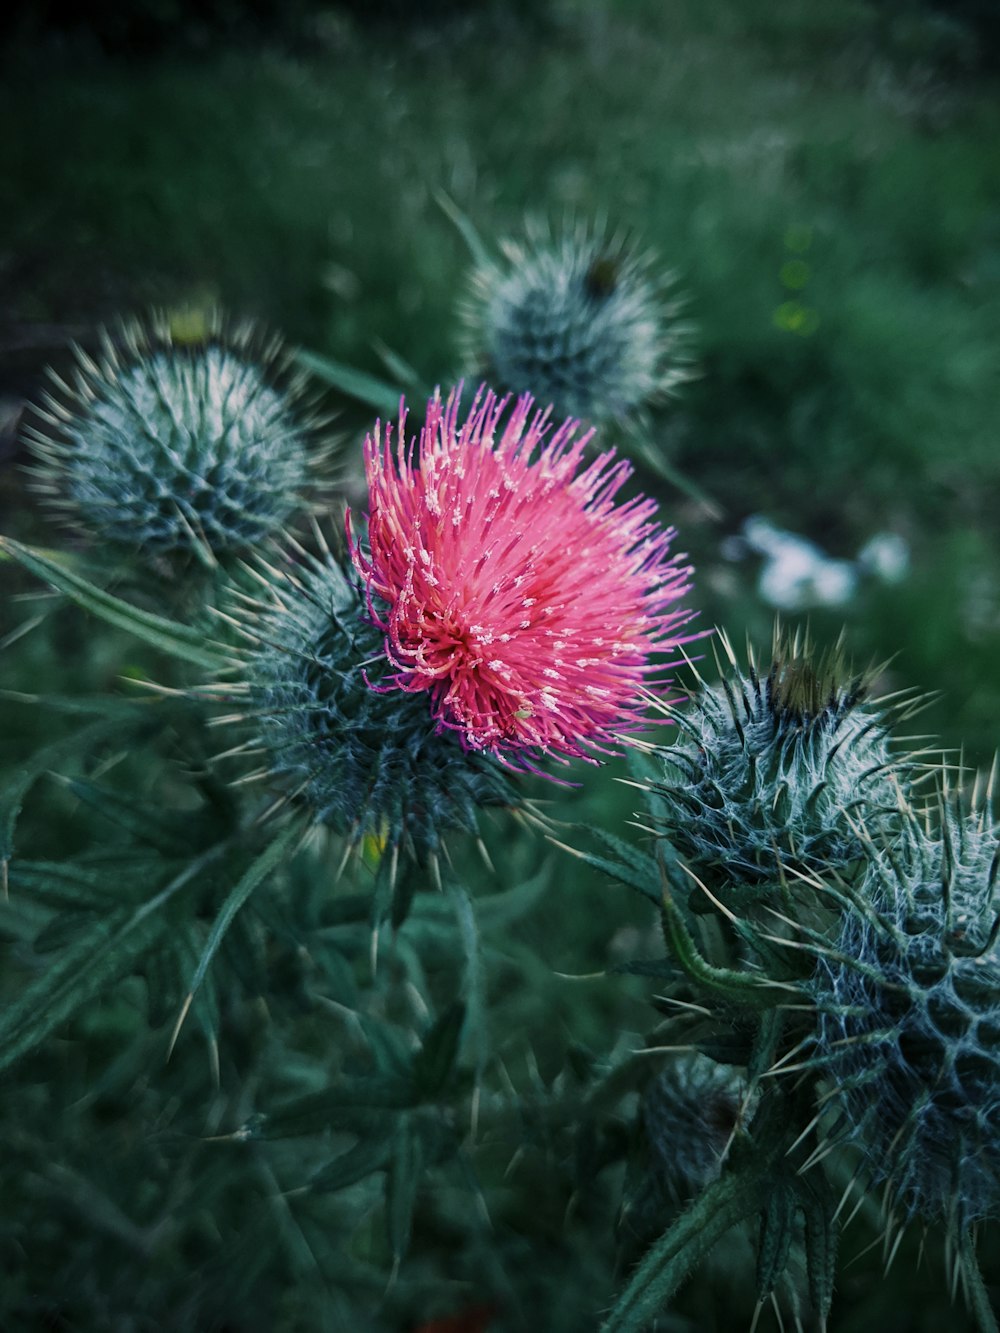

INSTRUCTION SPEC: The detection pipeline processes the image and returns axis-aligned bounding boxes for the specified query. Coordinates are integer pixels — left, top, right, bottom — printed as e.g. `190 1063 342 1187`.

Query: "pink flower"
347 386 694 771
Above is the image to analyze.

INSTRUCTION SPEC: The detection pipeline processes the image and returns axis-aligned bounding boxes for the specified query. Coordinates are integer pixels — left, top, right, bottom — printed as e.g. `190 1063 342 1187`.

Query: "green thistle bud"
460 220 695 424
620 1051 747 1256
649 628 908 884
24 311 328 566
813 793 1000 1228
216 534 515 856
641 1053 745 1204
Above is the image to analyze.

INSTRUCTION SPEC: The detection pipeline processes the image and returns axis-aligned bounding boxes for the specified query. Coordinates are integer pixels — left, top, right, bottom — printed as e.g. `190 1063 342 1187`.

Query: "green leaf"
296 350 402 418
1 718 120 865
8 859 164 911
756 1183 797 1302
0 688 144 719
32 909 101 954
259 1077 416 1138
371 337 428 392
800 1174 839 1328
434 189 492 268
386 1114 423 1263
444 876 485 1070
171 820 303 1052
412 1002 466 1101
65 776 206 856
0 537 223 670
591 828 662 900
475 863 551 930
0 844 226 1073
551 838 660 905
310 1135 394 1194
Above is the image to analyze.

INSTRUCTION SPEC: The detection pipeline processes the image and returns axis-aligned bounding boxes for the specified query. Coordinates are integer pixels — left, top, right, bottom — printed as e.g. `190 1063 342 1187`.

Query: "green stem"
602 1160 769 1332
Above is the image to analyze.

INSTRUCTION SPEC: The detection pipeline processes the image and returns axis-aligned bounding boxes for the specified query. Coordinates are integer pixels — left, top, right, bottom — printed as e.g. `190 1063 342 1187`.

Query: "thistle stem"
602 1156 772 1332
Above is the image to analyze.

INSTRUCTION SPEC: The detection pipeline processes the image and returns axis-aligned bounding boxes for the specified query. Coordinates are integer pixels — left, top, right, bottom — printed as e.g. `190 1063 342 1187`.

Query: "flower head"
347 386 694 771
460 220 695 424
25 310 327 566
813 795 1000 1228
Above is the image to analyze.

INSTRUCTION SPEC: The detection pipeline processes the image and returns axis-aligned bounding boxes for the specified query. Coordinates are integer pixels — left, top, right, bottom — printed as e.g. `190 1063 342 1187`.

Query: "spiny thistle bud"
641 1053 746 1204
620 1052 747 1254
459 220 694 425
813 792 1000 1229
347 385 695 773
649 628 908 884
24 311 327 566
216 534 515 856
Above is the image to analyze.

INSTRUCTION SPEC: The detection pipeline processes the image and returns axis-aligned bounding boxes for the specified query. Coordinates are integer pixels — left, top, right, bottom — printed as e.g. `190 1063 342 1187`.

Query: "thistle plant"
813 791 1000 1233
460 220 694 425
649 627 910 885
208 383 694 863
24 310 328 567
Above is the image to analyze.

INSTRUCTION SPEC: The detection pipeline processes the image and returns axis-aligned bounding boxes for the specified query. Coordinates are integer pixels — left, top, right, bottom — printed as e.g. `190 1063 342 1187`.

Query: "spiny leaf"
660 890 793 1009
8 859 170 911
590 827 662 898
551 839 660 905
800 1174 839 1329
0 536 223 669
0 844 227 1073
64 776 209 856
756 1183 797 1302
170 820 304 1054
1 718 119 865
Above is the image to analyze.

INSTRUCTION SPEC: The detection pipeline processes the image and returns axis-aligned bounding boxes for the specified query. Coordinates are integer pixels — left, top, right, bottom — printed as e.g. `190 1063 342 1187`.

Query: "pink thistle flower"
346 385 695 772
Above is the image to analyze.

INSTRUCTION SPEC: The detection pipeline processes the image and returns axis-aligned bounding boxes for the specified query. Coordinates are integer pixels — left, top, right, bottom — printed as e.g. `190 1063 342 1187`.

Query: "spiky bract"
651 629 905 883
221 538 515 855
25 311 325 564
813 800 1000 1228
460 220 694 424
348 385 695 772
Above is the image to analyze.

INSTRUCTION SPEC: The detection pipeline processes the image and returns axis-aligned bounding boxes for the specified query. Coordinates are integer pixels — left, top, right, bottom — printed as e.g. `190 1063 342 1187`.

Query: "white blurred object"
736 516 911 612
742 517 858 611
856 531 910 584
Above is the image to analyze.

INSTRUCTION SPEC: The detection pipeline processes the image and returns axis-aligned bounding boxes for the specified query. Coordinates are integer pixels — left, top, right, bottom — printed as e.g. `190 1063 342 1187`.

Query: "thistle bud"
460 221 694 425
24 311 326 567
649 629 907 885
813 794 1000 1228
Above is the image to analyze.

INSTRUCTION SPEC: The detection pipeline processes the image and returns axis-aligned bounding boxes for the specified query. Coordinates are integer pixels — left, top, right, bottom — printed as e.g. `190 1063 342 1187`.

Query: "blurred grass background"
1 2 999 1327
